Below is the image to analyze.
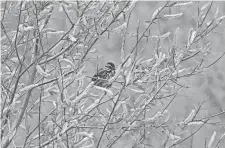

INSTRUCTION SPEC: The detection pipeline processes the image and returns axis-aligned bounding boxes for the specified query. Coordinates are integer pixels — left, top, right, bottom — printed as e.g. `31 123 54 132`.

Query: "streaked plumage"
92 62 115 88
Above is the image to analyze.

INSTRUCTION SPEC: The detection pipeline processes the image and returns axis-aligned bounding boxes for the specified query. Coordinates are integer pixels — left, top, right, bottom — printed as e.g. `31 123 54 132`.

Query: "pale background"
2 1 225 147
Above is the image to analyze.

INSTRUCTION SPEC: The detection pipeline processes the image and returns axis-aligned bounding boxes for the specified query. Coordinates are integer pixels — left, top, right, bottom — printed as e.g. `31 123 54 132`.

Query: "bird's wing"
92 68 104 81
97 69 109 79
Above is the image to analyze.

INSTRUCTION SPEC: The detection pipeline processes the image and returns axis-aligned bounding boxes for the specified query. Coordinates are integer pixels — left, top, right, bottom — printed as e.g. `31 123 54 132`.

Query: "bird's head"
105 62 115 71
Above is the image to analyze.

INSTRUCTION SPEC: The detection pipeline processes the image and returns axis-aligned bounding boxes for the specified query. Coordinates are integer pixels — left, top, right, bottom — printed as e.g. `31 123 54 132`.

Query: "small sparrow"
92 62 116 88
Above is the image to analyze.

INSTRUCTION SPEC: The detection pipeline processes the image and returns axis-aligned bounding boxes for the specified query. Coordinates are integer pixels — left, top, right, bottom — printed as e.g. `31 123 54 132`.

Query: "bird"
92 62 116 88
